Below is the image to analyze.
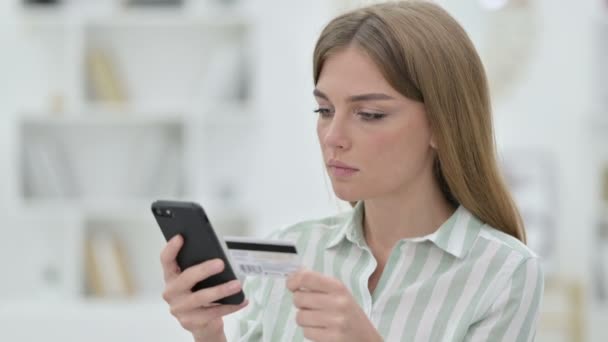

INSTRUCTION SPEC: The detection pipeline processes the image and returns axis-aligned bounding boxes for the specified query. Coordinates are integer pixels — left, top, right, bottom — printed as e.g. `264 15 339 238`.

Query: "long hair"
312 0 526 243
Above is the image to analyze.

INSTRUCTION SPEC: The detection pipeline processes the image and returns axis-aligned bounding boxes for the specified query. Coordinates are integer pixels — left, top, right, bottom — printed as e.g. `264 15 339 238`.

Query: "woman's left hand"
286 269 383 342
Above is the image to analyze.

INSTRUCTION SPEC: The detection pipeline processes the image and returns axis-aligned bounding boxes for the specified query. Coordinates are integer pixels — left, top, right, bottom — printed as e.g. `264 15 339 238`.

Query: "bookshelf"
6 0 257 311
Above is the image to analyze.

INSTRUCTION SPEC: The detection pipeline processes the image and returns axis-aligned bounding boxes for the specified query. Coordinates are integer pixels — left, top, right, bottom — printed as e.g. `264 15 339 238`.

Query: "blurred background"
0 0 606 341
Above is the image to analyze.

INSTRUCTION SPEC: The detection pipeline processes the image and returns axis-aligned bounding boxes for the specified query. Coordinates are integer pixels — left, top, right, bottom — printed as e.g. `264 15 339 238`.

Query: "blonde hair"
313 0 526 243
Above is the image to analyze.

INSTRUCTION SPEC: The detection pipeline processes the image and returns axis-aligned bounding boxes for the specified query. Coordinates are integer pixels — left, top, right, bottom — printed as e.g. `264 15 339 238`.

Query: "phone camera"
153 207 173 218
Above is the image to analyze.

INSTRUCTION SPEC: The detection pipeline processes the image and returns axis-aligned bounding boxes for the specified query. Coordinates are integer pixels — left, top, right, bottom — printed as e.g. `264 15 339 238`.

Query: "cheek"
367 120 432 173
367 130 406 164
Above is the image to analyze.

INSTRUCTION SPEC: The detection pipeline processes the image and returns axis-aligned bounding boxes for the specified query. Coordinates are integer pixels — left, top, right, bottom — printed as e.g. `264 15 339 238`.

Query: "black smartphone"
151 200 245 305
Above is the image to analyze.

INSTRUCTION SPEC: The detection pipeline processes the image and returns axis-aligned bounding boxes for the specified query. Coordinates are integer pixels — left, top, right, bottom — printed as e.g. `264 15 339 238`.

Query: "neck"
362 167 456 254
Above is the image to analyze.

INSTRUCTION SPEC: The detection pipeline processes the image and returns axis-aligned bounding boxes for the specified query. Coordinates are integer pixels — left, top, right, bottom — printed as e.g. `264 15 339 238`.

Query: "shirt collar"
325 201 366 249
324 202 483 259
420 205 483 259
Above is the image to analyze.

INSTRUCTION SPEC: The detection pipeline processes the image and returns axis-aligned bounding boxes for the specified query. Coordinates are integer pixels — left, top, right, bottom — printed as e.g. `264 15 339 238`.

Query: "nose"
320 112 351 150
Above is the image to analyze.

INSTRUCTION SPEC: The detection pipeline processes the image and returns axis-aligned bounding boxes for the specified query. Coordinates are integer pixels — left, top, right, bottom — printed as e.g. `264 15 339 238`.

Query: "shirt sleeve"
463 256 544 342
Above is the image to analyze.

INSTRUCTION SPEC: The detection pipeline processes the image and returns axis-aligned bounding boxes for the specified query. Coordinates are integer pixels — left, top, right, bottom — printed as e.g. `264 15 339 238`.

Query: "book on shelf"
86 47 128 106
85 231 135 298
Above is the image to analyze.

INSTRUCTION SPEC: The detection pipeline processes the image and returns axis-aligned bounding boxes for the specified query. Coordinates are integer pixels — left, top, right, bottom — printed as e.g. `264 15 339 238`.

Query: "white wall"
243 0 346 238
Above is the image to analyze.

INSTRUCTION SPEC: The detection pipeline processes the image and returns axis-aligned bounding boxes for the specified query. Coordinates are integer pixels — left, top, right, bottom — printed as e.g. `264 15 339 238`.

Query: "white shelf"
18 197 251 223
19 197 154 218
86 11 250 29
0 296 164 315
20 111 184 126
19 100 257 126
0 296 248 342
0 298 193 342
19 4 250 30
18 4 72 28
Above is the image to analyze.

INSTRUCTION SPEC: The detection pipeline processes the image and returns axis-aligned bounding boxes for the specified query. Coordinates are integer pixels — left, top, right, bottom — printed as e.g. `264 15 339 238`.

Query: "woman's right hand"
160 235 249 342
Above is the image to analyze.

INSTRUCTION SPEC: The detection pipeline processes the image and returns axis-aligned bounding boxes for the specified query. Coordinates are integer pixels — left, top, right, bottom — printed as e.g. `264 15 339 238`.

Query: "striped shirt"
232 201 544 341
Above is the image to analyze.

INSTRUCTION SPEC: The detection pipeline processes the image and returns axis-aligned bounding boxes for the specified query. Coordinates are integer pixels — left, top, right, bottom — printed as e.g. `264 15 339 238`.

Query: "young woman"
160 1 544 341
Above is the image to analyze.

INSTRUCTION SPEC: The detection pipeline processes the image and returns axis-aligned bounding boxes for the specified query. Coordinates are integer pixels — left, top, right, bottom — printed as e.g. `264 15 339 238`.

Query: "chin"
331 184 363 203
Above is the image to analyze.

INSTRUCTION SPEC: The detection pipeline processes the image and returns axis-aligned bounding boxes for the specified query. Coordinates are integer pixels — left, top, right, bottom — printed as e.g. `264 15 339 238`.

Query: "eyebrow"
313 89 395 102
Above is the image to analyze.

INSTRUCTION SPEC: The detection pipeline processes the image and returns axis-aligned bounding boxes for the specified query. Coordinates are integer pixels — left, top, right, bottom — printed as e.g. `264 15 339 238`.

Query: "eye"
313 108 333 119
357 112 387 121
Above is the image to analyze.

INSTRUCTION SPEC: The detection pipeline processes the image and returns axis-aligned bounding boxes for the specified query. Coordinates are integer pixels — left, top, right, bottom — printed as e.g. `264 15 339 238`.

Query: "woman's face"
315 46 435 202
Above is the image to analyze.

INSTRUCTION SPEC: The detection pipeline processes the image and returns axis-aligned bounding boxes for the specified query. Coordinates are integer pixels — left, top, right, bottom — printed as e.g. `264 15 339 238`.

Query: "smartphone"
151 200 245 305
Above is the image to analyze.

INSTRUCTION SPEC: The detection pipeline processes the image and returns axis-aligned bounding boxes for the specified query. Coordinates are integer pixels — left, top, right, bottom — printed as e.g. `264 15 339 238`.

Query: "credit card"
223 236 301 277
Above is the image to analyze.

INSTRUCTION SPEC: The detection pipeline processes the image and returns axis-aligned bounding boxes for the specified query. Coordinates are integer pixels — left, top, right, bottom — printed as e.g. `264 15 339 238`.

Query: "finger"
203 299 248 318
164 259 224 299
287 270 344 293
175 300 249 331
295 309 333 328
160 235 184 281
172 258 225 294
292 290 332 310
171 279 243 312
302 326 334 342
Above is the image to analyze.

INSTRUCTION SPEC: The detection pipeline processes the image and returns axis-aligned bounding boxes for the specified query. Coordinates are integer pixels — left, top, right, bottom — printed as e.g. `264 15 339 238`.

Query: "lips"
327 159 358 170
327 159 359 178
